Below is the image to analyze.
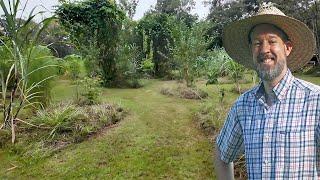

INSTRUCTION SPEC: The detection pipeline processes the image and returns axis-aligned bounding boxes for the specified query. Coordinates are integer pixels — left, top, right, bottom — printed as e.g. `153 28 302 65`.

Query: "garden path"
2 80 215 179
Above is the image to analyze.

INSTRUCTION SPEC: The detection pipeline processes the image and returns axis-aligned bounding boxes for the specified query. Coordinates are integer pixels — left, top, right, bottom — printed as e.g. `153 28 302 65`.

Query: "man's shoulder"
234 85 258 104
293 77 320 94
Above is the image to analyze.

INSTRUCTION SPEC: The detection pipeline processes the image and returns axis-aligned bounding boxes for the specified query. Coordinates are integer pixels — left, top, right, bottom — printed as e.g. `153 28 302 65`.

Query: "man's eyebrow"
268 34 279 38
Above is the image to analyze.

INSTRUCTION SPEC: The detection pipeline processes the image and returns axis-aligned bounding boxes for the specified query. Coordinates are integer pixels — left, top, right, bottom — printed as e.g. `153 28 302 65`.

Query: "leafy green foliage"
39 19 74 58
27 45 59 105
0 0 57 139
76 76 102 105
118 0 139 19
141 58 155 76
137 13 175 77
205 49 232 85
172 21 211 87
56 0 125 86
7 102 126 160
115 20 143 88
63 54 84 80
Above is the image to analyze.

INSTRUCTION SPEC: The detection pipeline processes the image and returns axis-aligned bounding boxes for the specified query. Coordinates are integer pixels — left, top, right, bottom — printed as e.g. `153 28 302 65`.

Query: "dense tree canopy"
56 0 125 86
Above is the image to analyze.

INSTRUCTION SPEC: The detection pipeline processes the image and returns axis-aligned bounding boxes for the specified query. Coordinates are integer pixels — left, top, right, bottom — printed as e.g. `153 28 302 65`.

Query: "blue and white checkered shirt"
217 70 320 179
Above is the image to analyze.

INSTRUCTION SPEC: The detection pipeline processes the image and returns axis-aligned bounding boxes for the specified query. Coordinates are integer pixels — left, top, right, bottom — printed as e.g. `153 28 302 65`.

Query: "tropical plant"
141 58 155 76
225 59 246 94
0 0 55 143
206 49 231 85
27 45 59 105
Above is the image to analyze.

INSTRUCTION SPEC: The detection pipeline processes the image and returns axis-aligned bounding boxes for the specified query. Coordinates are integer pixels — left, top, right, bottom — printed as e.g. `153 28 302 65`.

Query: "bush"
76 76 102 105
205 49 231 85
63 54 84 79
115 44 142 88
1 45 58 105
141 58 155 76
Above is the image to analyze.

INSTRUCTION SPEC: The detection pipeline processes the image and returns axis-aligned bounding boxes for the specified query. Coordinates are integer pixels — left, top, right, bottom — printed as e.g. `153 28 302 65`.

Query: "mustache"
257 54 275 62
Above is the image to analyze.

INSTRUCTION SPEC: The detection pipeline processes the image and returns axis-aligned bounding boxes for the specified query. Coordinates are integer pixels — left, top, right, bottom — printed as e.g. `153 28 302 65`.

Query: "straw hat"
223 4 316 71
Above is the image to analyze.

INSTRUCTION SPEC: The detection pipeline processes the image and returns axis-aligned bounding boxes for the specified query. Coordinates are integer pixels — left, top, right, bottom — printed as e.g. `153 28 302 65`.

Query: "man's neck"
262 68 288 106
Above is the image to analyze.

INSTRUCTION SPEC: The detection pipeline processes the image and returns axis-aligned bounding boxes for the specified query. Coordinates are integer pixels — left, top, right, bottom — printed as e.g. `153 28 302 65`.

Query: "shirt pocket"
276 127 316 172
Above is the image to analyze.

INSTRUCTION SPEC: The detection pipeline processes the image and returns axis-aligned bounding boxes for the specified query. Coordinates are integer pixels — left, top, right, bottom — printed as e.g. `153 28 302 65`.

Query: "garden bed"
0 102 126 161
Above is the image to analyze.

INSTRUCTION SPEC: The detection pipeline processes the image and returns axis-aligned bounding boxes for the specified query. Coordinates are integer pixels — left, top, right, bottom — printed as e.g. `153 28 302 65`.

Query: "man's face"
250 24 292 81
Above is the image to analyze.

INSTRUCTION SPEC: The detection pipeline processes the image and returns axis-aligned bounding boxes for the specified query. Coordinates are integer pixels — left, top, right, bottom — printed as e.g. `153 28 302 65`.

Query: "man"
215 4 320 180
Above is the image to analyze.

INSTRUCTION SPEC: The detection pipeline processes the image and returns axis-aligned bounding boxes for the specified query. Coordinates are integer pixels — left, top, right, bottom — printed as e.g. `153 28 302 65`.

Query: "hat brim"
223 14 316 71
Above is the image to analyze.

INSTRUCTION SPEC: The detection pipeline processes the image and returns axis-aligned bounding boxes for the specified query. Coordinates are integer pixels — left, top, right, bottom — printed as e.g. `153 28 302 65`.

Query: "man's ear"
284 41 293 56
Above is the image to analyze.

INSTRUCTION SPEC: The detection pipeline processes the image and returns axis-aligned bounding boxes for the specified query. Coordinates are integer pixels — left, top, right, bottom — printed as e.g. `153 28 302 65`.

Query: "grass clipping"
0 102 126 160
160 84 208 100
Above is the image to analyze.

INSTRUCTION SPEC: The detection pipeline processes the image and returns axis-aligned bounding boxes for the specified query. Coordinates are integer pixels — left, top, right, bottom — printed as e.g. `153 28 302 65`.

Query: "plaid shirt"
217 70 320 179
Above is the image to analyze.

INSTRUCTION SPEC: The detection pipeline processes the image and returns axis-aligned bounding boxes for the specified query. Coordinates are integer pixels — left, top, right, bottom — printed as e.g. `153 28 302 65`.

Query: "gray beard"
255 60 285 81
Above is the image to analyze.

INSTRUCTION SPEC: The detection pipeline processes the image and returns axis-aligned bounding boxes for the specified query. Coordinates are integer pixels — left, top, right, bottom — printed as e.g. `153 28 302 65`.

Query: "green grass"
1 79 215 179
295 74 320 85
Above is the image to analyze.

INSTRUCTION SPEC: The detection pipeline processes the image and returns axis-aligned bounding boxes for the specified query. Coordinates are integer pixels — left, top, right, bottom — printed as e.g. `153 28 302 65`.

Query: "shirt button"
264 160 268 164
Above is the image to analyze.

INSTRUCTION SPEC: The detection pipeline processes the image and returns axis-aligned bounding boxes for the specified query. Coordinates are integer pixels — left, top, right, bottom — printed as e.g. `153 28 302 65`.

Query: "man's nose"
260 42 271 54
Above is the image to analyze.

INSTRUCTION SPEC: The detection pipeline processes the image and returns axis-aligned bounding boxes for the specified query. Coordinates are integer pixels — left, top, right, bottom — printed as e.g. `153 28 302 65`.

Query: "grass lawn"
1 79 215 179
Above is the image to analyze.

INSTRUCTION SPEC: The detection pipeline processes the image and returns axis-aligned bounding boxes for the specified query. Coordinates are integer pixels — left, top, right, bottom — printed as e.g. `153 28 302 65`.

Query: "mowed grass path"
1 80 215 179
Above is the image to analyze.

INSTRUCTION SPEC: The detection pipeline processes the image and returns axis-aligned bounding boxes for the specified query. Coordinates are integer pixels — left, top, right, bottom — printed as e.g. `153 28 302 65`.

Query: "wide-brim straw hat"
223 4 316 71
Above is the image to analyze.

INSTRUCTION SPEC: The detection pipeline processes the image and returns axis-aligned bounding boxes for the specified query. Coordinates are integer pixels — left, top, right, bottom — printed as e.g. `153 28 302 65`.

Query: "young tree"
173 22 210 87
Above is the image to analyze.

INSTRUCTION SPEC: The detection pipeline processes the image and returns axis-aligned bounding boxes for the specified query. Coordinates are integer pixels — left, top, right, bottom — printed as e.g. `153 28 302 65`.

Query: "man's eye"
253 42 261 46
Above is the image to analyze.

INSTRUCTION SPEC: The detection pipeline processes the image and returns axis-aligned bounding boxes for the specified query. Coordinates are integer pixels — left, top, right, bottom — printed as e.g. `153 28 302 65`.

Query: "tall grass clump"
5 102 126 160
0 0 57 143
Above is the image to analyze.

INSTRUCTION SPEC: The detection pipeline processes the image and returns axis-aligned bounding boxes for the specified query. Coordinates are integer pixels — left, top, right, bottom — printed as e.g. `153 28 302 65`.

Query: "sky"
0 0 210 21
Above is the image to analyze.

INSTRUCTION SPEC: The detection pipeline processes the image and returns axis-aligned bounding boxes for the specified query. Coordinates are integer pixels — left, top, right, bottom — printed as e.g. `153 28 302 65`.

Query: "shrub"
76 76 102 105
205 49 231 85
141 58 155 76
63 54 84 79
113 44 142 88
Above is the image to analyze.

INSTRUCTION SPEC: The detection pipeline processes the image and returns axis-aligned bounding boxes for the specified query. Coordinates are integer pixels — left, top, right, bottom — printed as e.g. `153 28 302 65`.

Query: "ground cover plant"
0 101 126 161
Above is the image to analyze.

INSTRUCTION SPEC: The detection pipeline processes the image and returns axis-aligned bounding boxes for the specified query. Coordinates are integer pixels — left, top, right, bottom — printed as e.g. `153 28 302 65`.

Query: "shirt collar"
253 69 294 102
